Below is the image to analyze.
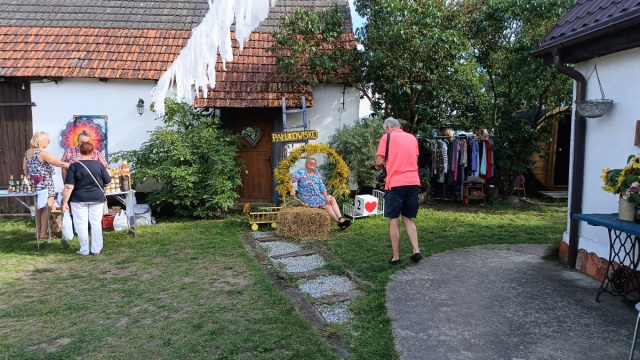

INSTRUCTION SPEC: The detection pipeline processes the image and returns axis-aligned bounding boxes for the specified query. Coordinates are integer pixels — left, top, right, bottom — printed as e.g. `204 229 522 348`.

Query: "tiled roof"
194 32 356 108
539 0 640 50
0 0 351 32
0 26 191 79
0 0 354 107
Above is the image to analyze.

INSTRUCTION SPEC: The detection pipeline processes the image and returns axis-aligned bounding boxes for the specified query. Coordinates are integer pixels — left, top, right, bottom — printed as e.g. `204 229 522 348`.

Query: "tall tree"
270 1 486 133
356 0 485 132
462 0 574 194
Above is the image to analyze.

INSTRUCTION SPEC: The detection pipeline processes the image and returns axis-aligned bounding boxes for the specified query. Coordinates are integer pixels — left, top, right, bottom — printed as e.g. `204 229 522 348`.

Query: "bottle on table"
121 160 130 176
8 175 15 193
121 174 130 191
18 175 25 193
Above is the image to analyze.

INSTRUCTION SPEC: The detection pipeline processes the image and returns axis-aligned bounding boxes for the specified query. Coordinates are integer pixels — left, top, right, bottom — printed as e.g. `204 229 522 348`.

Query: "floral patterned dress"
291 168 327 208
25 150 56 197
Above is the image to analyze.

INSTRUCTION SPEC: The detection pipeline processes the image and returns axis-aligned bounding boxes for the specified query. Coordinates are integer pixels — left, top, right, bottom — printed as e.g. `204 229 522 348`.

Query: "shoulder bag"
376 133 390 186
76 161 109 215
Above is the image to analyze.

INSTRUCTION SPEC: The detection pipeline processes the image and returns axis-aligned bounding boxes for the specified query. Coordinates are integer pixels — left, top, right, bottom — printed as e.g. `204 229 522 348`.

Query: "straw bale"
276 207 331 239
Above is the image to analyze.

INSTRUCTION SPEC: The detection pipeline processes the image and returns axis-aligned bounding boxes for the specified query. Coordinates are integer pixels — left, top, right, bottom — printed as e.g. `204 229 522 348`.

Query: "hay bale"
276 207 331 239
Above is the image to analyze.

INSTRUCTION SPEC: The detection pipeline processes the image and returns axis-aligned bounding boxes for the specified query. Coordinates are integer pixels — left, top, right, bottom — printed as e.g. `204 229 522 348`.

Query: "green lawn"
0 199 567 359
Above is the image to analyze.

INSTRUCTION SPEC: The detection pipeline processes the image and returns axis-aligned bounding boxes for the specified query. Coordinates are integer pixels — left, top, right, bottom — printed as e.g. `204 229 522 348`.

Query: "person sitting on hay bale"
290 157 351 230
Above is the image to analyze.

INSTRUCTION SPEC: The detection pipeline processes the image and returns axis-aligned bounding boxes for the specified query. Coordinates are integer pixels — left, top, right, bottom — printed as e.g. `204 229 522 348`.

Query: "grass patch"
0 199 567 359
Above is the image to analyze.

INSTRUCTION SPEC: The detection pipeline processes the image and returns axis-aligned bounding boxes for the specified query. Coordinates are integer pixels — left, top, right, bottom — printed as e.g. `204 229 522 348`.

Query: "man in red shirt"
61 131 109 182
375 117 422 265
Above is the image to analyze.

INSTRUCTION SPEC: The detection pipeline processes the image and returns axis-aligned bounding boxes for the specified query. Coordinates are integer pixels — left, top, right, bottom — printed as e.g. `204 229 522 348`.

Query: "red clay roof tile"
1 24 355 107
0 26 190 80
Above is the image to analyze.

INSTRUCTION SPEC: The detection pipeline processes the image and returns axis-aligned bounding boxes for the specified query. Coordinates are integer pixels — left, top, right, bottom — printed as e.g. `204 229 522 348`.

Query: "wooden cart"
248 207 281 231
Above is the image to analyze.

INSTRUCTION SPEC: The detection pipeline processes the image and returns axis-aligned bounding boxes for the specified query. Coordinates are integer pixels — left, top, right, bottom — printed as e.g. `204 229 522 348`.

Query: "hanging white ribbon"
151 0 276 116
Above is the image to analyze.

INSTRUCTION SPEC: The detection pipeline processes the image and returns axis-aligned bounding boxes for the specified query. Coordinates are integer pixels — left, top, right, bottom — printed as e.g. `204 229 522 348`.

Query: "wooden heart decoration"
365 201 377 213
243 126 263 147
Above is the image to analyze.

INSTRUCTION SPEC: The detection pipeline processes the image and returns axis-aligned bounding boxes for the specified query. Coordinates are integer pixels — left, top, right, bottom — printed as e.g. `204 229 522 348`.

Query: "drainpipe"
551 47 586 269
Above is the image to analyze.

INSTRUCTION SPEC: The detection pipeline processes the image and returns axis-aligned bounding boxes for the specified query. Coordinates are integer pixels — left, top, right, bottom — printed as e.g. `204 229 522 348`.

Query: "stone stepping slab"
271 250 317 259
298 275 354 298
255 236 282 242
273 254 326 273
314 290 365 304
288 269 331 278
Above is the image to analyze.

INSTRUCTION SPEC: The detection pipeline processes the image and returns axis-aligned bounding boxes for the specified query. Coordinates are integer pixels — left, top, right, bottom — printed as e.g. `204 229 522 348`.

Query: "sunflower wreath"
274 143 351 199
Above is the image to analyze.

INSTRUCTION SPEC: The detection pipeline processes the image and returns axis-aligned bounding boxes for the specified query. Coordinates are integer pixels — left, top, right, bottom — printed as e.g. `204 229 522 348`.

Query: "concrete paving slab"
387 244 638 360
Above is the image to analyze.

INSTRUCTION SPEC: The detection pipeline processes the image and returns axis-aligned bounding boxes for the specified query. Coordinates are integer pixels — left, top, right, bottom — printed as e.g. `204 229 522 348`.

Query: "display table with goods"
105 190 137 236
572 213 640 302
0 188 50 249
103 160 144 235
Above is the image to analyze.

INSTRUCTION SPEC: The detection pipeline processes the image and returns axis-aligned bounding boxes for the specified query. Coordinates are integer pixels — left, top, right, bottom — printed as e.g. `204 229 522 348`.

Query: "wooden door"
551 114 571 187
233 113 274 203
0 81 33 214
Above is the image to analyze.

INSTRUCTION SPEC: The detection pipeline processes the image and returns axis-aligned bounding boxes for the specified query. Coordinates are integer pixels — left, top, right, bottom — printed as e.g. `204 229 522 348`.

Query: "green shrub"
112 99 244 218
320 116 384 191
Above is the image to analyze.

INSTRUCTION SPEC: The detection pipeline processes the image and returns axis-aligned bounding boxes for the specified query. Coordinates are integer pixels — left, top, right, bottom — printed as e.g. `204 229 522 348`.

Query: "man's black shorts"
383 185 420 219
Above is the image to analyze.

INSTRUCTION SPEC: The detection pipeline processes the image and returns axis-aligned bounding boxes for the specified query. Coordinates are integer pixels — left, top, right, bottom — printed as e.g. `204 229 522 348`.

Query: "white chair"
629 302 640 360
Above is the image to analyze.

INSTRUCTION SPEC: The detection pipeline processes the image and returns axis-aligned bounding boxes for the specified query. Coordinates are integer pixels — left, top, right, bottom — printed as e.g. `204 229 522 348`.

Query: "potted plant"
601 155 640 221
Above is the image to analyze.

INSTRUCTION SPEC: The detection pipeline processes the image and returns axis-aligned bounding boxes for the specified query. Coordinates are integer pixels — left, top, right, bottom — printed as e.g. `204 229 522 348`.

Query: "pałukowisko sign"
272 130 318 143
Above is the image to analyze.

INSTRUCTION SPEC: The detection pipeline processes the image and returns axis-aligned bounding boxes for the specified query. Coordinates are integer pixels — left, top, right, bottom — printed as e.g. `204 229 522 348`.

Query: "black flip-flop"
338 219 351 230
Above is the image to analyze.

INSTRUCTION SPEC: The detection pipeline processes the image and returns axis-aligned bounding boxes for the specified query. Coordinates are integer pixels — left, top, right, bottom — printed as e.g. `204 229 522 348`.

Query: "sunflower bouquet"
601 155 640 204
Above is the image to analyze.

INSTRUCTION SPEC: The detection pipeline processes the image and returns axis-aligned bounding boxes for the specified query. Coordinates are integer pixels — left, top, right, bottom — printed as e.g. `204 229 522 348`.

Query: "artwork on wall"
59 115 108 158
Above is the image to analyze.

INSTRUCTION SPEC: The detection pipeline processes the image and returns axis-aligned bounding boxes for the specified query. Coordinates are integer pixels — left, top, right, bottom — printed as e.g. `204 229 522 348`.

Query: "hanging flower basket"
575 99 613 118
576 64 614 118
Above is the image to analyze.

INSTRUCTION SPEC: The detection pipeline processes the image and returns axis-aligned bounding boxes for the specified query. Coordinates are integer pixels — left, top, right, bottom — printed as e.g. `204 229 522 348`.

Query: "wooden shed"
530 106 571 191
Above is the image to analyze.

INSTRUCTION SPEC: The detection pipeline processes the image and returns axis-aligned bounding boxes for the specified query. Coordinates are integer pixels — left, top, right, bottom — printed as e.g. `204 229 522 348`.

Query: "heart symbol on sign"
365 202 377 213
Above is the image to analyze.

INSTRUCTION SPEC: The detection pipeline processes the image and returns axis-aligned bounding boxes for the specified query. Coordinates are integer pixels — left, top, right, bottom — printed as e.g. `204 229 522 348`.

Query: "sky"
349 0 366 32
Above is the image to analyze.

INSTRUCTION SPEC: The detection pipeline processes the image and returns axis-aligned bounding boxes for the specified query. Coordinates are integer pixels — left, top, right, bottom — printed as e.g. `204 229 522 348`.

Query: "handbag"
376 133 391 186
76 161 109 215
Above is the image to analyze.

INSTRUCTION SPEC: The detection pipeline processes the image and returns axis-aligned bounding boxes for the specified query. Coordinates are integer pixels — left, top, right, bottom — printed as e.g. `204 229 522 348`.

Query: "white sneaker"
76 251 89 256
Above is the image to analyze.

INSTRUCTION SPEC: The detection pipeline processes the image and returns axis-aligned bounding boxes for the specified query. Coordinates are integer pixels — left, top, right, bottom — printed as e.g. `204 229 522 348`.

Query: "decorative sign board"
272 130 318 143
354 195 378 216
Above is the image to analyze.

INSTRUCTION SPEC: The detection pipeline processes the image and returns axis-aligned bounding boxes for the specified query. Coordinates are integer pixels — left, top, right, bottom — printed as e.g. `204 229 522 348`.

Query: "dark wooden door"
233 113 274 203
552 114 571 187
0 81 33 214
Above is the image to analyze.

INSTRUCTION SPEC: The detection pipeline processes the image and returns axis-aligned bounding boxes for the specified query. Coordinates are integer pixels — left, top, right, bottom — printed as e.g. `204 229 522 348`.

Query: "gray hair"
305 157 317 165
383 117 400 129
77 131 90 141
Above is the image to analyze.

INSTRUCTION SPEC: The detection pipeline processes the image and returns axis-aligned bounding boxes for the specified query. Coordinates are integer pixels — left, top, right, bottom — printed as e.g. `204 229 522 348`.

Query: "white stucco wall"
31 78 159 192
283 84 361 144
284 84 360 162
30 80 360 193
566 47 640 258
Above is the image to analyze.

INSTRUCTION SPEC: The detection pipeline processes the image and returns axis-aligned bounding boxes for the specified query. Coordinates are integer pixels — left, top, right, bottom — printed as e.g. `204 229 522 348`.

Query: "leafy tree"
462 0 574 194
270 1 486 134
269 5 371 106
111 99 244 218
357 0 486 132
320 116 385 192
271 0 573 195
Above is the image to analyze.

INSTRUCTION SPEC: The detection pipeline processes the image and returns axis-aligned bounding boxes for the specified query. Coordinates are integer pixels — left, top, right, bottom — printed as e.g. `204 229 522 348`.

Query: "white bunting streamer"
151 0 276 116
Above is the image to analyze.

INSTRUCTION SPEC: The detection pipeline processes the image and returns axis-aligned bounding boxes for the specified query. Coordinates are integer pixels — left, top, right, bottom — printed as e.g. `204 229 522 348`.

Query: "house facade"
0 0 359 212
534 0 640 277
